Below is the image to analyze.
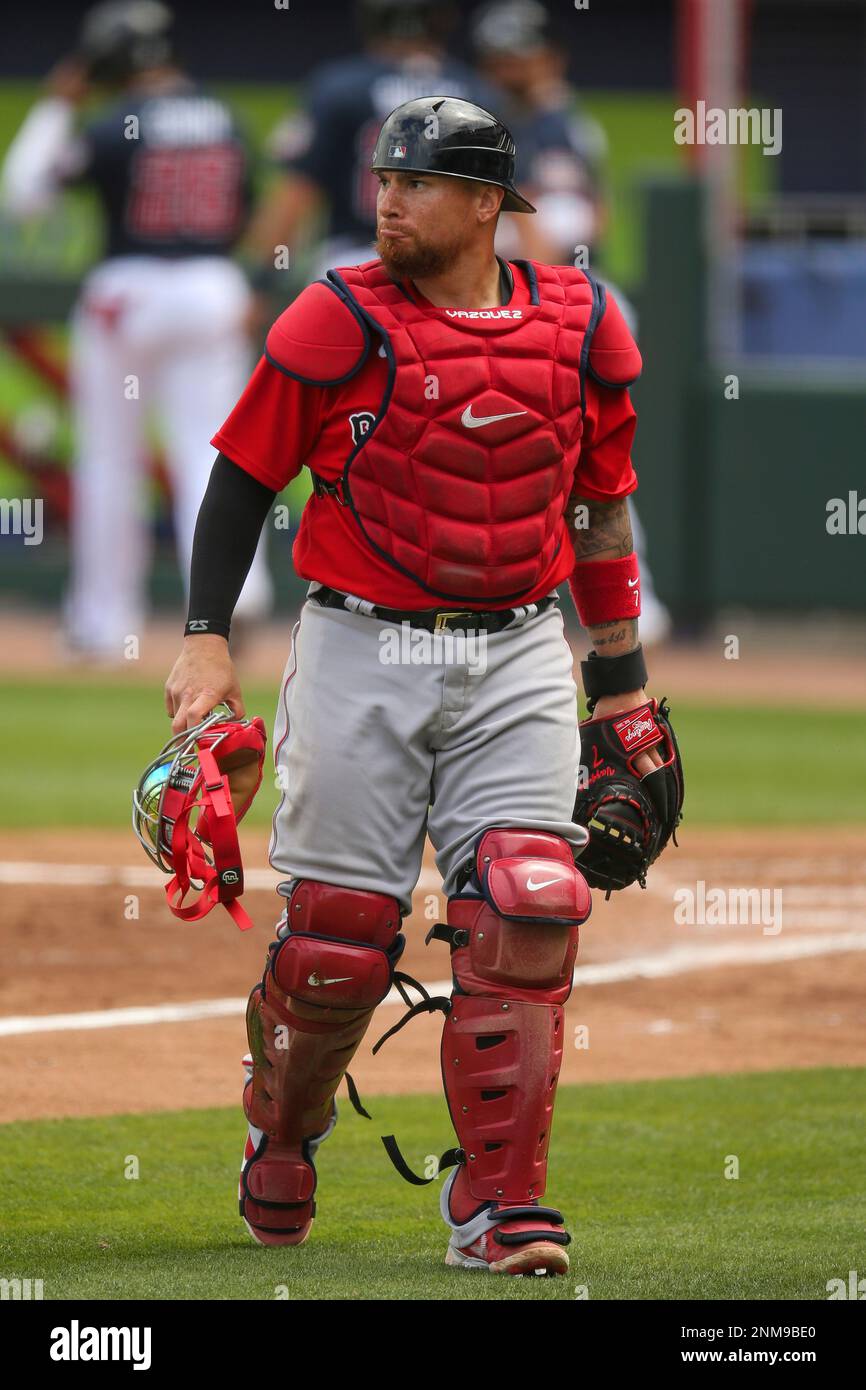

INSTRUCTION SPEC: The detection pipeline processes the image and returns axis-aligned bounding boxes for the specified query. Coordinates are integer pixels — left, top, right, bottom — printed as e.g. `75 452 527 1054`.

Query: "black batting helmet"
76 0 174 84
370 96 536 214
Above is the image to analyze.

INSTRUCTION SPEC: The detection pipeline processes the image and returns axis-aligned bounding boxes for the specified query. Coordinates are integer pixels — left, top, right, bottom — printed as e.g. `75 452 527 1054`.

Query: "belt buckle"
433 609 473 633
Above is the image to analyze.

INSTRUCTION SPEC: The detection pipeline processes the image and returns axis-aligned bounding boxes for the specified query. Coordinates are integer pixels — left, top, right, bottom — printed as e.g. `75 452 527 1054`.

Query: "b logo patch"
349 411 375 447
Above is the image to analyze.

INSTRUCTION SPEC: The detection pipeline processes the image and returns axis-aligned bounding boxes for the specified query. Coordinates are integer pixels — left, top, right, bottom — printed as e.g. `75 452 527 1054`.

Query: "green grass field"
1 1069 863 1300
0 677 862 831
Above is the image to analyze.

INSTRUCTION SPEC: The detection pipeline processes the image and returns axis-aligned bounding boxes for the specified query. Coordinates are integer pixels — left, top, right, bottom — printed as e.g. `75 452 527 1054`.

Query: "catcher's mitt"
573 698 683 896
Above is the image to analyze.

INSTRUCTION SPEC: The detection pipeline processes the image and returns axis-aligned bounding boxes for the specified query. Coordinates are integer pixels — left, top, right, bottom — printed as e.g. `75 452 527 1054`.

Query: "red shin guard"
441 830 591 1207
241 880 402 1243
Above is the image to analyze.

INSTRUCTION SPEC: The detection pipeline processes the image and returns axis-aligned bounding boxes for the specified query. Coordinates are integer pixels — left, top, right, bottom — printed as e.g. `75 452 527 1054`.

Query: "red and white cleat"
238 1054 337 1248
440 1168 571 1276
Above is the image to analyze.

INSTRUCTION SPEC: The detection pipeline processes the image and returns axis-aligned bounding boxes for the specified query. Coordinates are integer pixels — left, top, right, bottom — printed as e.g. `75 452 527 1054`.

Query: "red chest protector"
266 259 638 605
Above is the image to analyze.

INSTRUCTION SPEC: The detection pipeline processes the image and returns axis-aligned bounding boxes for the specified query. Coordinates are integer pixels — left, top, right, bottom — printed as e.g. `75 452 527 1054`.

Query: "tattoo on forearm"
591 626 627 648
587 619 639 655
570 494 634 560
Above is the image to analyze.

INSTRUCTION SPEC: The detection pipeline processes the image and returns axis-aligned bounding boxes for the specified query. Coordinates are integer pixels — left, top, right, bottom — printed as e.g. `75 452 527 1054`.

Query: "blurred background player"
472 0 672 644
244 0 503 282
472 0 607 271
0 0 272 660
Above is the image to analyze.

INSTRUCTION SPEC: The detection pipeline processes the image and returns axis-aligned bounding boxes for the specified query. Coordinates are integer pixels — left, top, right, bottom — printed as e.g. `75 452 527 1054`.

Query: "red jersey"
213 262 639 610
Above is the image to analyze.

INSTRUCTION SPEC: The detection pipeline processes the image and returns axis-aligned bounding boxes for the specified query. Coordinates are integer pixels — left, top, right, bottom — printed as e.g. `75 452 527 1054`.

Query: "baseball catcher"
161 95 683 1277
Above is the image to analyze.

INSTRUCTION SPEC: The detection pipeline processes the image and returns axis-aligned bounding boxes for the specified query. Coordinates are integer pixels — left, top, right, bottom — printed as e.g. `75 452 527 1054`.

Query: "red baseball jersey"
213 262 639 610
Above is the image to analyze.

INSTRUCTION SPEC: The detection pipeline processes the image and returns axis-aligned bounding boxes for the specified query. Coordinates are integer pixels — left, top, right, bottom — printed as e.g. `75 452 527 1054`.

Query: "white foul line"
568 930 866 984
1 930 865 1039
0 862 444 893
0 997 245 1037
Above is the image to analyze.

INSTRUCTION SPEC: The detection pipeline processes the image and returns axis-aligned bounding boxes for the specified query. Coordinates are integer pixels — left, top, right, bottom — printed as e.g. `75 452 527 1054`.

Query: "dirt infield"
2 825 864 1124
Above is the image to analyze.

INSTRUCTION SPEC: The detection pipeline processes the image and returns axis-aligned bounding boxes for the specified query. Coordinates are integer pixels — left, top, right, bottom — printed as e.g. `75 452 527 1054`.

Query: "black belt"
310 585 557 634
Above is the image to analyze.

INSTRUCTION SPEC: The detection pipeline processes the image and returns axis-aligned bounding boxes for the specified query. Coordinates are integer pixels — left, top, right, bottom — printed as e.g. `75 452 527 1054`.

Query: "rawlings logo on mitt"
573 698 684 897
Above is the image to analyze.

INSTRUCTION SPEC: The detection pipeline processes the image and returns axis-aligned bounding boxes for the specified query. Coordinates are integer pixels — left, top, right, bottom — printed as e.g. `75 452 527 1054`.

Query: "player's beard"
375 228 463 280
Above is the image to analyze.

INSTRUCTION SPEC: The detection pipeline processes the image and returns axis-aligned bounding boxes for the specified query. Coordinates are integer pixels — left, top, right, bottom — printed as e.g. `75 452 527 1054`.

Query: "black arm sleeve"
184 453 276 638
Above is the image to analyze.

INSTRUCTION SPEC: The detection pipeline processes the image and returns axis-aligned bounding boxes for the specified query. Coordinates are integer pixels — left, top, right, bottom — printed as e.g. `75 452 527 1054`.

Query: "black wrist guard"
581 645 648 711
184 619 231 639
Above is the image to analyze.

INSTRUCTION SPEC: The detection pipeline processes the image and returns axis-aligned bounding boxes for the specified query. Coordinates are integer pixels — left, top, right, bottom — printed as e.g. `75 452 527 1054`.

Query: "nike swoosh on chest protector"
461 404 528 429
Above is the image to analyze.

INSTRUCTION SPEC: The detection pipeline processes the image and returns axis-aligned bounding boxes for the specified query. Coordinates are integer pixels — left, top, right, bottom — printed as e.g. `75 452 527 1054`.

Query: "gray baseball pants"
269 591 587 914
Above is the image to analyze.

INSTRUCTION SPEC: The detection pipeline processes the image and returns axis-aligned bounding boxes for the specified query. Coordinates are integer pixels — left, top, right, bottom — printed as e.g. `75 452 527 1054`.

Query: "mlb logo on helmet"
388 144 407 158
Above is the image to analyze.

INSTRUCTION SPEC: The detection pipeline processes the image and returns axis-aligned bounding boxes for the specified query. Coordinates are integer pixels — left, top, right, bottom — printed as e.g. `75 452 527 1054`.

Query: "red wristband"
568 554 642 627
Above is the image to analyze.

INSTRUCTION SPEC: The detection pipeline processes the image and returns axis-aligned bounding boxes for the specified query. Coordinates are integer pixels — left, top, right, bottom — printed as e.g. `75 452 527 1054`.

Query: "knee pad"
268 878 403 1012
448 828 590 1004
439 829 591 1203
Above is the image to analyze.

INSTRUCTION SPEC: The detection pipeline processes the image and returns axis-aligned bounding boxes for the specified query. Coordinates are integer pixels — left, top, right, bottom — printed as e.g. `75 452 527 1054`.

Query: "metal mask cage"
132 704 238 876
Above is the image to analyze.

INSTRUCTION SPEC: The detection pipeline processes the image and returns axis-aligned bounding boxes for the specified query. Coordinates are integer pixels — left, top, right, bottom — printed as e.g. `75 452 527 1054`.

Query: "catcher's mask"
133 706 267 931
